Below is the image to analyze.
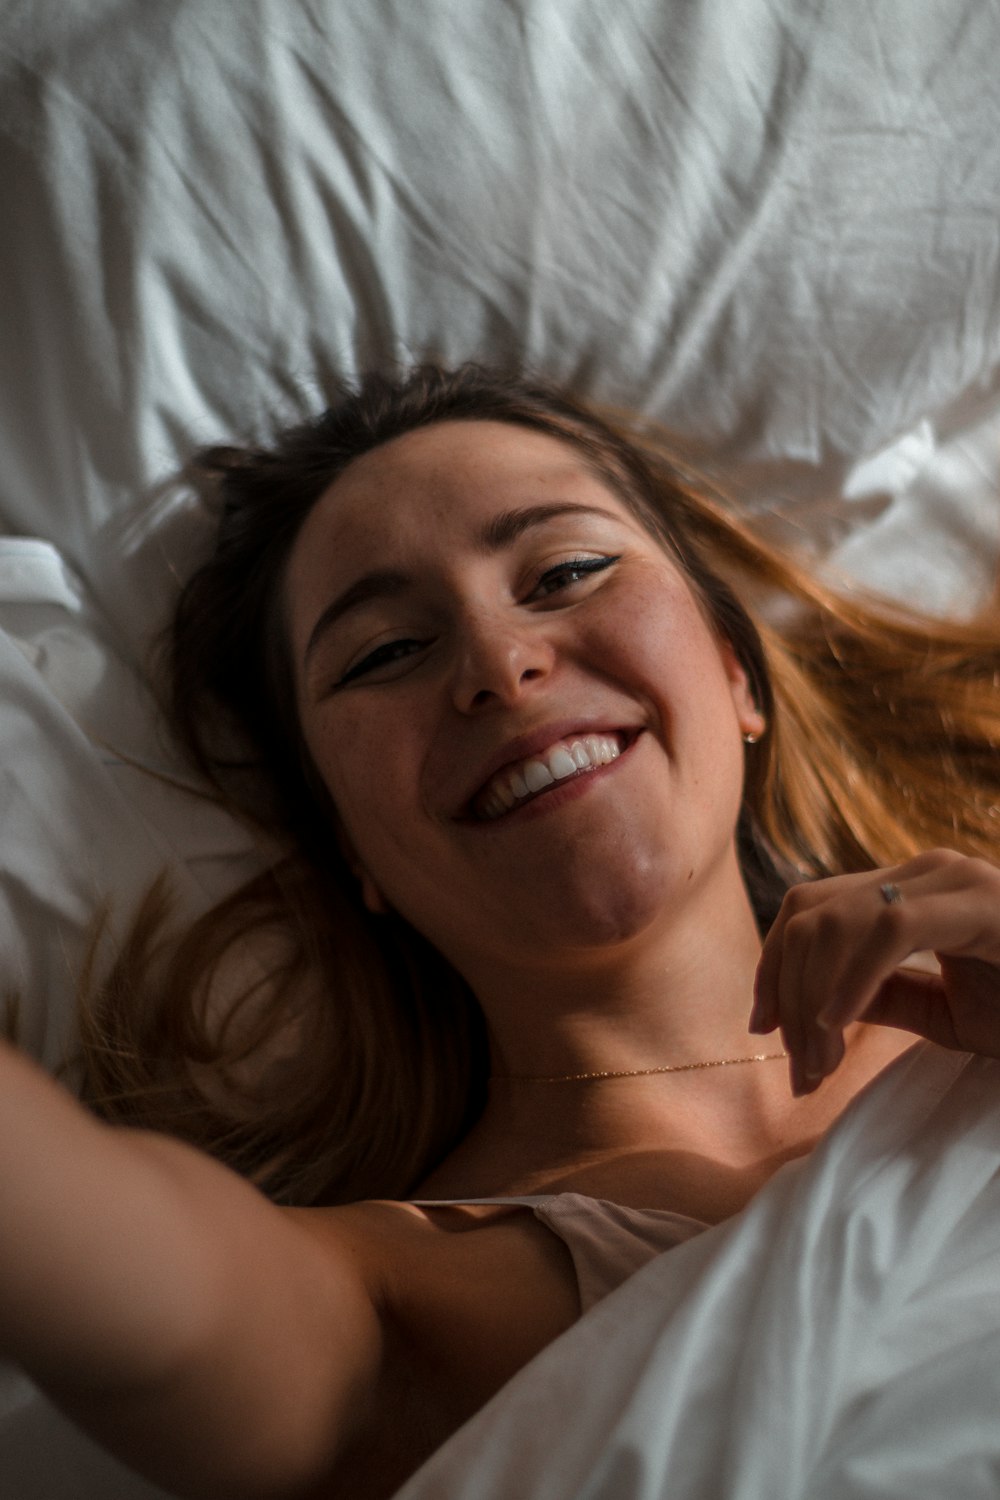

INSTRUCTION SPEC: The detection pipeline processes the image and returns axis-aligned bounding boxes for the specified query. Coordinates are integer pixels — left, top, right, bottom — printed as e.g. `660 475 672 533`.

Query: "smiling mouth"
466 728 641 823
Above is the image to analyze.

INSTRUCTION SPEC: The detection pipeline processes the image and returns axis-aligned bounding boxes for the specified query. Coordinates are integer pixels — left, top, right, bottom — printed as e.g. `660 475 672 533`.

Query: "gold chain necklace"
491 1051 789 1083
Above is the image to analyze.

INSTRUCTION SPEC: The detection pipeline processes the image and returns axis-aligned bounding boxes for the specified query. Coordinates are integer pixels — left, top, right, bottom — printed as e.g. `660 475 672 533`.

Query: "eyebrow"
301 500 619 669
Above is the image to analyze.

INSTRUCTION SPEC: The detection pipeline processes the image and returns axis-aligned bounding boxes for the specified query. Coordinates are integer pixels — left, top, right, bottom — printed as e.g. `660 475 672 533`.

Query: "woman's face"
284 420 764 979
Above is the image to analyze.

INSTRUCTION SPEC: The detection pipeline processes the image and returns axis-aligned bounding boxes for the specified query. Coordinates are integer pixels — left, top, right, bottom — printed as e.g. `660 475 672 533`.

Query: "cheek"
611 587 746 762
596 575 714 702
302 708 423 872
307 724 377 821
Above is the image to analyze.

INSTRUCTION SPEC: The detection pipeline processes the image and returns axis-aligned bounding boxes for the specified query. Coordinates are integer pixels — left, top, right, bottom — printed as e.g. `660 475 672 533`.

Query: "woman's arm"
0 1038 383 1499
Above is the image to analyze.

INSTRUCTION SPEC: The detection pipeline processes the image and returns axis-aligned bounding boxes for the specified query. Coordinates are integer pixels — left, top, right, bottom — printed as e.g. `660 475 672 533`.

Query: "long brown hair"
79 363 1000 1203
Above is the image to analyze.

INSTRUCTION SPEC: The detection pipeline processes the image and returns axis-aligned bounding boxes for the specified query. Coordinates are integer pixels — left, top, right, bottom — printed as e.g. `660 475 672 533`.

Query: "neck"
422 850 786 1189
469 852 767 1085
417 1021 915 1211
415 856 920 1206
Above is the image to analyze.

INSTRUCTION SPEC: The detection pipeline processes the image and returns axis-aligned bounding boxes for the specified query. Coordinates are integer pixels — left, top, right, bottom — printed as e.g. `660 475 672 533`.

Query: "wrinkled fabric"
398 1045 1000 1500
0 0 998 652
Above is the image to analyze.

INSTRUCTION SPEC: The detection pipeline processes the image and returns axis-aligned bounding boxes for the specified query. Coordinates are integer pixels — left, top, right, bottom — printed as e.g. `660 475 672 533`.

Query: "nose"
450 610 557 712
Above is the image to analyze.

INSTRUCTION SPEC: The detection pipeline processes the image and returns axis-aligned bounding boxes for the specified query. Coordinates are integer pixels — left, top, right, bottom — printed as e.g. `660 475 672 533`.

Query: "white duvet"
397 1043 1000 1500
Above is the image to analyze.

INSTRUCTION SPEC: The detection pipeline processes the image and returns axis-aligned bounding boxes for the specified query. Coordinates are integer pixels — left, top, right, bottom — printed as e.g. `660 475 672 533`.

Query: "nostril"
456 624 555 697
466 664 547 709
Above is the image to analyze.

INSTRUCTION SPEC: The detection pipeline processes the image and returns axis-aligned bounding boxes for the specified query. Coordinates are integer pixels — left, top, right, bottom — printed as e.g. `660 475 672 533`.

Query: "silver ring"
880 882 904 905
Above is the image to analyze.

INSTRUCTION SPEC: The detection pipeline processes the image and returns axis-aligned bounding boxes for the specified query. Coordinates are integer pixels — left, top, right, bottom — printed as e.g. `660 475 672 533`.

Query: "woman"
2 364 1000 1499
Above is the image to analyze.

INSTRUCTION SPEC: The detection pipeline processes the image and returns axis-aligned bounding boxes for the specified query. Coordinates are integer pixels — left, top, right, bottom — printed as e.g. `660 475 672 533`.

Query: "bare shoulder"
286 1196 582 1497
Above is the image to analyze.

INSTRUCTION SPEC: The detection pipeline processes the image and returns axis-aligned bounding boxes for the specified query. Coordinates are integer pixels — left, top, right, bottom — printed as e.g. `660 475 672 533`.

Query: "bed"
1 2 998 1495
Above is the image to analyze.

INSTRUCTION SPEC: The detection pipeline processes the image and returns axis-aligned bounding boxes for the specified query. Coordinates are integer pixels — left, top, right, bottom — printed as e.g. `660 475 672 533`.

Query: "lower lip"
467 732 642 829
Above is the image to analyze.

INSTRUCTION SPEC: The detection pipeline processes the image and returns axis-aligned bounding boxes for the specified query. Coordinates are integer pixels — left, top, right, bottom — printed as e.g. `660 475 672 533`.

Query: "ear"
718 638 767 742
333 821 392 916
356 868 391 917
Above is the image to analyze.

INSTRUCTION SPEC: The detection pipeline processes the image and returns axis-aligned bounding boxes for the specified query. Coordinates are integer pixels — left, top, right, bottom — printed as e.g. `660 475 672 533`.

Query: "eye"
530 554 621 598
337 637 425 685
331 555 621 691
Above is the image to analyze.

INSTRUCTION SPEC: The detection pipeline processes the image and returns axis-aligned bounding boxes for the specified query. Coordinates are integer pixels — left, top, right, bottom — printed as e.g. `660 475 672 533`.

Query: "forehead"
307 419 630 542
283 420 645 655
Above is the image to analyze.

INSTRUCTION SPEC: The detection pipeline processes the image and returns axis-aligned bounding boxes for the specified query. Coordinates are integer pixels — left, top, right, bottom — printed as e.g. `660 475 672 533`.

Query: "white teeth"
548 748 579 780
523 760 555 793
476 732 625 820
585 735 617 766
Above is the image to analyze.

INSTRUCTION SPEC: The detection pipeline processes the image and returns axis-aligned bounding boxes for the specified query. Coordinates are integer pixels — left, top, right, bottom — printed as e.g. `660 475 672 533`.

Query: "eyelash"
533 554 620 597
336 554 621 686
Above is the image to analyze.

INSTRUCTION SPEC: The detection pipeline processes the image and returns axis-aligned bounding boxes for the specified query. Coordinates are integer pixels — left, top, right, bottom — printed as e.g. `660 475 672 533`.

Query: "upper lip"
455 718 643 819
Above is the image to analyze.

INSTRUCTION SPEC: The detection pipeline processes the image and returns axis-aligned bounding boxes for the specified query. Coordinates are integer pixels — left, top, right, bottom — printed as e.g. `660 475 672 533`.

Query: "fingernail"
817 999 852 1032
790 1059 810 1097
803 1033 827 1080
791 1060 822 1097
748 999 772 1034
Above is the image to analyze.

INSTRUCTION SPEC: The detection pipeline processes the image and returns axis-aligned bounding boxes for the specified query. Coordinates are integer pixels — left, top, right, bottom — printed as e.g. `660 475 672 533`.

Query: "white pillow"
0 0 998 654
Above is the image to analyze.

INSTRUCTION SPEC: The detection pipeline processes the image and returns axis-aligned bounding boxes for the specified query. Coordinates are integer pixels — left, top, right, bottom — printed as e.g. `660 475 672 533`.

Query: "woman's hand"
750 848 1000 1095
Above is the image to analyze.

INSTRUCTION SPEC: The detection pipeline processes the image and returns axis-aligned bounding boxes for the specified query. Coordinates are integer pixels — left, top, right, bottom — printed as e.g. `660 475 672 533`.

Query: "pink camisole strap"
408 1192 708 1312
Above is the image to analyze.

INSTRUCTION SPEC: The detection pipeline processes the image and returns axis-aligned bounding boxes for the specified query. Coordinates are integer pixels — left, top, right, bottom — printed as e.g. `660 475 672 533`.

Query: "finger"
753 891 848 1092
754 882 854 1087
868 956 1000 1058
813 905 911 1032
750 921 784 1034
860 967 960 1049
751 880 828 1034
796 1023 847 1096
774 910 824 1094
815 868 996 1031
754 853 1000 1082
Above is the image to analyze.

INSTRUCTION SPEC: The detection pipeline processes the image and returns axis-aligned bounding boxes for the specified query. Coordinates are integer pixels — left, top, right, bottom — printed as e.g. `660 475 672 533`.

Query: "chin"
518 850 681 952
574 887 668 947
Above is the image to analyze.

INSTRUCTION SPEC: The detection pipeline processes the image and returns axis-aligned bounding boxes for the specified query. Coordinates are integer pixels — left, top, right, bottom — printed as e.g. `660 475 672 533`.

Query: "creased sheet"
397 1043 1000 1500
1 1 998 649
